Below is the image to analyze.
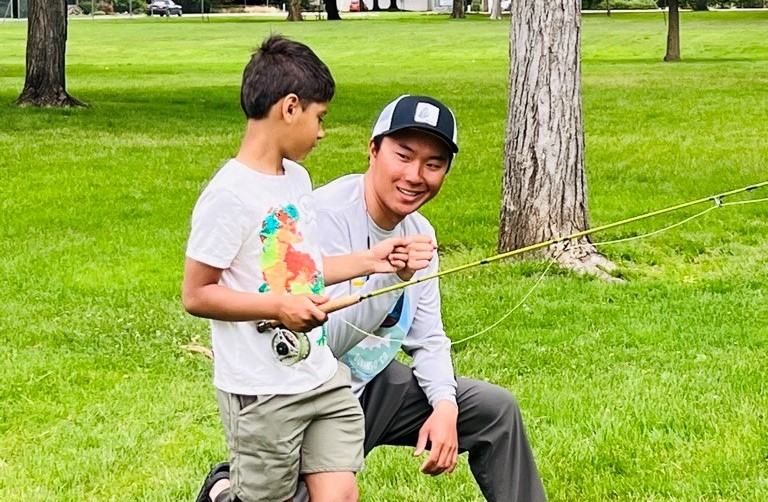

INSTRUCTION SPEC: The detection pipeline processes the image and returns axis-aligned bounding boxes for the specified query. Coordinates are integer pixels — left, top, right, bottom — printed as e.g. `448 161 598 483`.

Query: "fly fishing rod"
257 180 768 336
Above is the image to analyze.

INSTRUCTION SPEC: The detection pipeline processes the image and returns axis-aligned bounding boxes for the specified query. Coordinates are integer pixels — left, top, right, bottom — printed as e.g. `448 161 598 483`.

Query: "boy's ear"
280 93 302 123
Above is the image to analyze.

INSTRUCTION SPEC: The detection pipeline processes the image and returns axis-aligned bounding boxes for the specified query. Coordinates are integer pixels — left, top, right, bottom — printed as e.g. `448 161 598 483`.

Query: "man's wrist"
433 398 458 412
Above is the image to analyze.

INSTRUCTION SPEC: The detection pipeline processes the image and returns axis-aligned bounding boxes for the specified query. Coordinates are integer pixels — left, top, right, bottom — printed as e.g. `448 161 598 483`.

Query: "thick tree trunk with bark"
451 0 464 18
287 0 303 20
500 0 617 280
664 0 681 61
325 0 342 19
16 0 84 107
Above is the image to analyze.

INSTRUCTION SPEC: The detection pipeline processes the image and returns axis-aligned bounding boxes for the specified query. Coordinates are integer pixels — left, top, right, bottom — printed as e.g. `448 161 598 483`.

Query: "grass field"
1 10 767 501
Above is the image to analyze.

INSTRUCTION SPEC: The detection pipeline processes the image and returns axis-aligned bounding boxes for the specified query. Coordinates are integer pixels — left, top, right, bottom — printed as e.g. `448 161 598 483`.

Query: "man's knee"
459 378 522 426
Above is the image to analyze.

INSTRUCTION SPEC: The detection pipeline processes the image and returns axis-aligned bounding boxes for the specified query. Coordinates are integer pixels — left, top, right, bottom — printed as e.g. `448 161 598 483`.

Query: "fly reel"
271 328 311 366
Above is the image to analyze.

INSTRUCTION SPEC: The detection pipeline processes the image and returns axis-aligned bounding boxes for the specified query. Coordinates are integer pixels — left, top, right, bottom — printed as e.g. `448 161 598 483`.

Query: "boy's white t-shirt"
186 158 337 396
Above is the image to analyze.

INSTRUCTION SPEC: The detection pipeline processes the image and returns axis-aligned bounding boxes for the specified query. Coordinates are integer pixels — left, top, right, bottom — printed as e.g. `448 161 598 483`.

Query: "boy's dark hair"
241 35 335 120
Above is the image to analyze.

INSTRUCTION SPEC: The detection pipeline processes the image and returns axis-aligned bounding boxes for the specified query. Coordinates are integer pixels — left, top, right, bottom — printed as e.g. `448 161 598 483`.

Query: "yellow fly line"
256 180 768 333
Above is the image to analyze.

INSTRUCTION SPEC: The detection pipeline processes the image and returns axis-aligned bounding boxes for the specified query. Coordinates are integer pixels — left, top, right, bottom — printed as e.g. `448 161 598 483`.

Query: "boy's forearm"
323 252 375 285
183 283 284 322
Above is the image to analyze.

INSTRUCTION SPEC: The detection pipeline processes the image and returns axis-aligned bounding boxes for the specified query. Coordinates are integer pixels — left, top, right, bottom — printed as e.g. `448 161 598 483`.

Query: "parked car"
146 0 183 16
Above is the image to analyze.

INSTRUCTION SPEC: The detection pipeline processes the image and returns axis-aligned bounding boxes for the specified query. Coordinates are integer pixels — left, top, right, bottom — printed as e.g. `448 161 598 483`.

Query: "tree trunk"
500 0 617 280
387 0 400 10
16 0 84 107
451 0 464 18
664 0 680 61
286 0 303 20
325 0 341 19
372 0 381 10
490 0 501 19
693 0 707 10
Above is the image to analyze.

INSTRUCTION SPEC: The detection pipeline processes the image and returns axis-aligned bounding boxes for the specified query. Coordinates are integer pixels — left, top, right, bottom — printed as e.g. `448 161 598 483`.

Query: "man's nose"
402 161 423 183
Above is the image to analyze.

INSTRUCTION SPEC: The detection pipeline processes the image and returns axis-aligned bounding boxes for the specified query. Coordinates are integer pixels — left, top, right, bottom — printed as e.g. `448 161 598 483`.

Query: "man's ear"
368 139 379 158
280 93 302 123
367 139 379 168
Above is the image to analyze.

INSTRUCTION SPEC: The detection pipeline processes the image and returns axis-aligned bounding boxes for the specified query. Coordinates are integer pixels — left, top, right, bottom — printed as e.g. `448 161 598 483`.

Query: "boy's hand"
366 237 413 274
365 236 436 281
396 235 436 281
277 294 328 332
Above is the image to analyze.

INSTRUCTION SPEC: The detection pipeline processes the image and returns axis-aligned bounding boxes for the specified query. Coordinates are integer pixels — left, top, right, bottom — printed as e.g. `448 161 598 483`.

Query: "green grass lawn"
1 10 767 501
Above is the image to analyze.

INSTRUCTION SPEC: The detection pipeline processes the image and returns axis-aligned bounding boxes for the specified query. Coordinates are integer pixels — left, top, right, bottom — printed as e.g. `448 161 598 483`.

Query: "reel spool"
271 328 311 366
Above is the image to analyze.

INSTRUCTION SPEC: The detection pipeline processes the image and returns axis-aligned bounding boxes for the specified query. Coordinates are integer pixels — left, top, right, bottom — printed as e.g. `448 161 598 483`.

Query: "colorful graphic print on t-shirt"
258 204 327 345
258 204 324 295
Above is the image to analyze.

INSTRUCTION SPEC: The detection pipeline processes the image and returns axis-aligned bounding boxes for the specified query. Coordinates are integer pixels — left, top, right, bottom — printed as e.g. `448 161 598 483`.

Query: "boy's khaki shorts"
217 363 364 502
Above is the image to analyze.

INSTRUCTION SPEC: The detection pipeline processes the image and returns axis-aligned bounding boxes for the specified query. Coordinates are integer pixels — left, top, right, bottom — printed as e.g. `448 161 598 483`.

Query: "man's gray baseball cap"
371 95 459 154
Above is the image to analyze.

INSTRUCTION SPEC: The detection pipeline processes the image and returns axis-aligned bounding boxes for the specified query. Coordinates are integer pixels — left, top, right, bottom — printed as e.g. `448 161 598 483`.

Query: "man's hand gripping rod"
255 180 768 334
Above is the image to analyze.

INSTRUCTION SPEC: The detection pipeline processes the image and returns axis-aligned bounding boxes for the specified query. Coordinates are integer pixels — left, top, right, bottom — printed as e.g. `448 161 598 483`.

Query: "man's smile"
396 187 425 198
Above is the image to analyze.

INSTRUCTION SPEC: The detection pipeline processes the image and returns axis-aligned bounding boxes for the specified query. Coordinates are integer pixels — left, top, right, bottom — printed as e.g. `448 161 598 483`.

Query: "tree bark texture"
451 0 464 18
500 0 617 279
287 0 304 20
664 0 681 61
17 0 83 107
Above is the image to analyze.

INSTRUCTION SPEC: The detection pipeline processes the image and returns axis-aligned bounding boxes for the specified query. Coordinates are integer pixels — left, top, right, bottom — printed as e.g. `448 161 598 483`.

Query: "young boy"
183 35 415 502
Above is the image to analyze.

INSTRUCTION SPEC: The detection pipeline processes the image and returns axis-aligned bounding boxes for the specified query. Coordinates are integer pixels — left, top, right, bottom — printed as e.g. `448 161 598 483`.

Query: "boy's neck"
235 119 286 175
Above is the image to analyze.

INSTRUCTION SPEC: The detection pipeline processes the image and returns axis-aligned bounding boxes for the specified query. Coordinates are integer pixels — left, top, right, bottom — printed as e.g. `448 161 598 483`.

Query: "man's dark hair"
241 35 335 120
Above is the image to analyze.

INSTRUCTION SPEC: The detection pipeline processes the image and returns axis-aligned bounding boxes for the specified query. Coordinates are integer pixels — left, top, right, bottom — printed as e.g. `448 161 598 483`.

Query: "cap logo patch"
414 102 440 127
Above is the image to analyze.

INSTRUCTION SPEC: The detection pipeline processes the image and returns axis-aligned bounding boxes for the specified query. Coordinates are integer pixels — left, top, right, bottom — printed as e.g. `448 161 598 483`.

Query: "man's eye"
396 152 408 160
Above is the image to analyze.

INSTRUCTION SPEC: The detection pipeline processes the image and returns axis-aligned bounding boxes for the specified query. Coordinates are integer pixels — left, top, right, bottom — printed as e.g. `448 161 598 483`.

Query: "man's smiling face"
365 128 451 230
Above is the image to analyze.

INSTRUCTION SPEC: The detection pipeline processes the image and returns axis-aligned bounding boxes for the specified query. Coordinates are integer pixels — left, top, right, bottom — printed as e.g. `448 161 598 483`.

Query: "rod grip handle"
255 294 361 333
319 294 361 314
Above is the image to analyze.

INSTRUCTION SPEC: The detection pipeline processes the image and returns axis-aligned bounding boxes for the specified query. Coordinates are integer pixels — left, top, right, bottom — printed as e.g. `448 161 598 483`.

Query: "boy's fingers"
389 251 409 262
307 294 329 305
388 259 406 269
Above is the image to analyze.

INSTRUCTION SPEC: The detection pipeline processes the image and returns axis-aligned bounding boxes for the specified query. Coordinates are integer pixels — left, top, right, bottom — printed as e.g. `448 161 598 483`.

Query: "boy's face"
285 101 328 162
367 128 451 228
